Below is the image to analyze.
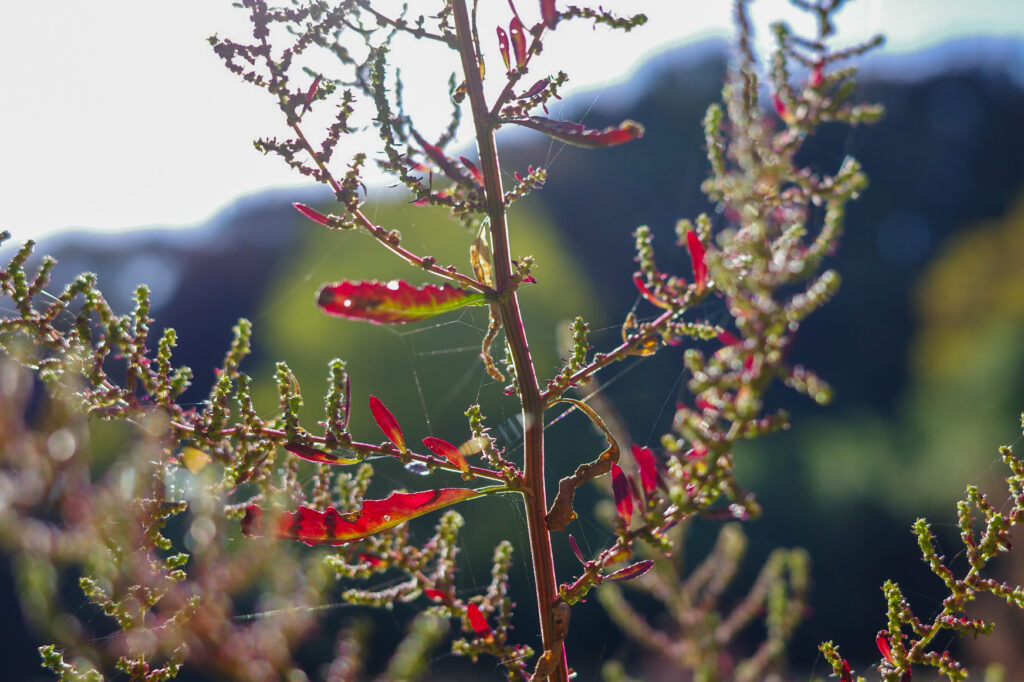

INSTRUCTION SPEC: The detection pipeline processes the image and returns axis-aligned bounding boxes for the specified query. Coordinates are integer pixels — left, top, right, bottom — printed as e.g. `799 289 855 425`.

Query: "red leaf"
632 273 673 310
540 0 557 28
302 74 322 113
424 588 447 601
509 17 527 67
284 441 360 465
516 78 549 100
508 117 644 148
241 488 485 546
631 444 659 496
294 202 330 226
606 559 654 582
496 27 511 71
876 632 894 664
357 552 383 567
610 462 633 526
422 436 470 474
569 534 586 564
317 279 486 325
717 330 741 346
369 395 405 452
685 231 708 293
411 129 478 188
459 156 483 186
810 61 824 88
840 660 853 682
466 602 493 640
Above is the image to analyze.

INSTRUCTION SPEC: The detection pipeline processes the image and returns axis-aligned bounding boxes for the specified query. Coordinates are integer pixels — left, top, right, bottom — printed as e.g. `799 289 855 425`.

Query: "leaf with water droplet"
317 280 487 325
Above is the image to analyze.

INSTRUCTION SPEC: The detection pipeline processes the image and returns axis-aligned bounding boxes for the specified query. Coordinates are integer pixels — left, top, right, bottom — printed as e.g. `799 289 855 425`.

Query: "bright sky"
1 1 1022 241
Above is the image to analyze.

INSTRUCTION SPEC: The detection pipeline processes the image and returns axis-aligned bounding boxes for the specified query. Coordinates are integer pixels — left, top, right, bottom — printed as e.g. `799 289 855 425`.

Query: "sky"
2 1 1023 242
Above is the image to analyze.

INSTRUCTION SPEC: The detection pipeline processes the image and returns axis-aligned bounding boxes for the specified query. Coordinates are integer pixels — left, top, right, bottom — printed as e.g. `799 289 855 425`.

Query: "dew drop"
383 514 391 522
404 461 430 476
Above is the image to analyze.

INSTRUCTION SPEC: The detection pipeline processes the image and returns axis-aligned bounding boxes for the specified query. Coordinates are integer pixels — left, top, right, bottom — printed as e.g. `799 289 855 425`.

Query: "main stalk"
450 3 568 680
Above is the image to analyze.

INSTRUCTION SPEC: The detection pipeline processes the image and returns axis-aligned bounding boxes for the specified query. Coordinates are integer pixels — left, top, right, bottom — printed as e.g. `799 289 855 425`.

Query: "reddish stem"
451 2 567 680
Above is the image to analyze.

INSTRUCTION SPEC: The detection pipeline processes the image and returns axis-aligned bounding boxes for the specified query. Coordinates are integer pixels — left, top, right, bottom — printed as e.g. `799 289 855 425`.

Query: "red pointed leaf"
357 552 383 567
540 0 557 28
631 444 659 496
876 632 894 664
410 129 477 188
241 487 484 546
369 395 405 452
606 559 654 582
509 117 644 148
569 533 586 564
717 330 741 346
424 588 447 601
840 660 853 682
422 436 470 474
496 26 511 71
284 441 360 465
632 273 673 310
318 279 486 325
459 156 483 186
509 17 527 67
610 462 633 526
294 202 330 226
466 603 493 640
302 74 322 113
516 78 549 100
685 231 708 293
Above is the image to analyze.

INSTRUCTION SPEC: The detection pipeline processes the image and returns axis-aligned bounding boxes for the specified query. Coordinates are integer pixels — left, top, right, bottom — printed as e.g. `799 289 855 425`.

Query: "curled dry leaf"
507 116 644 148
241 487 487 546
317 279 487 325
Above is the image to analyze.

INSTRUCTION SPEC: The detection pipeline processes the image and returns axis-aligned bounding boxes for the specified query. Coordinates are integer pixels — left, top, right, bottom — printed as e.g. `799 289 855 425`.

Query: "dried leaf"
369 395 405 453
317 279 486 324
241 488 486 546
422 436 470 474
508 117 644 148
466 602 493 641
610 462 634 526
685 231 708 293
284 441 360 466
606 559 654 582
181 447 211 474
631 444 659 496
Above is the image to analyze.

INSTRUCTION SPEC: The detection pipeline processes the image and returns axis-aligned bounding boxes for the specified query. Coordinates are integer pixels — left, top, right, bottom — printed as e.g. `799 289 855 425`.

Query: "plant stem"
451 2 567 679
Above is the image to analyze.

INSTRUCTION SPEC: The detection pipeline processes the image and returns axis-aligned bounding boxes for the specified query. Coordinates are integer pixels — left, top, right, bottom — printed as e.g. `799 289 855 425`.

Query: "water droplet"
404 461 430 476
383 514 391 522
729 503 749 520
